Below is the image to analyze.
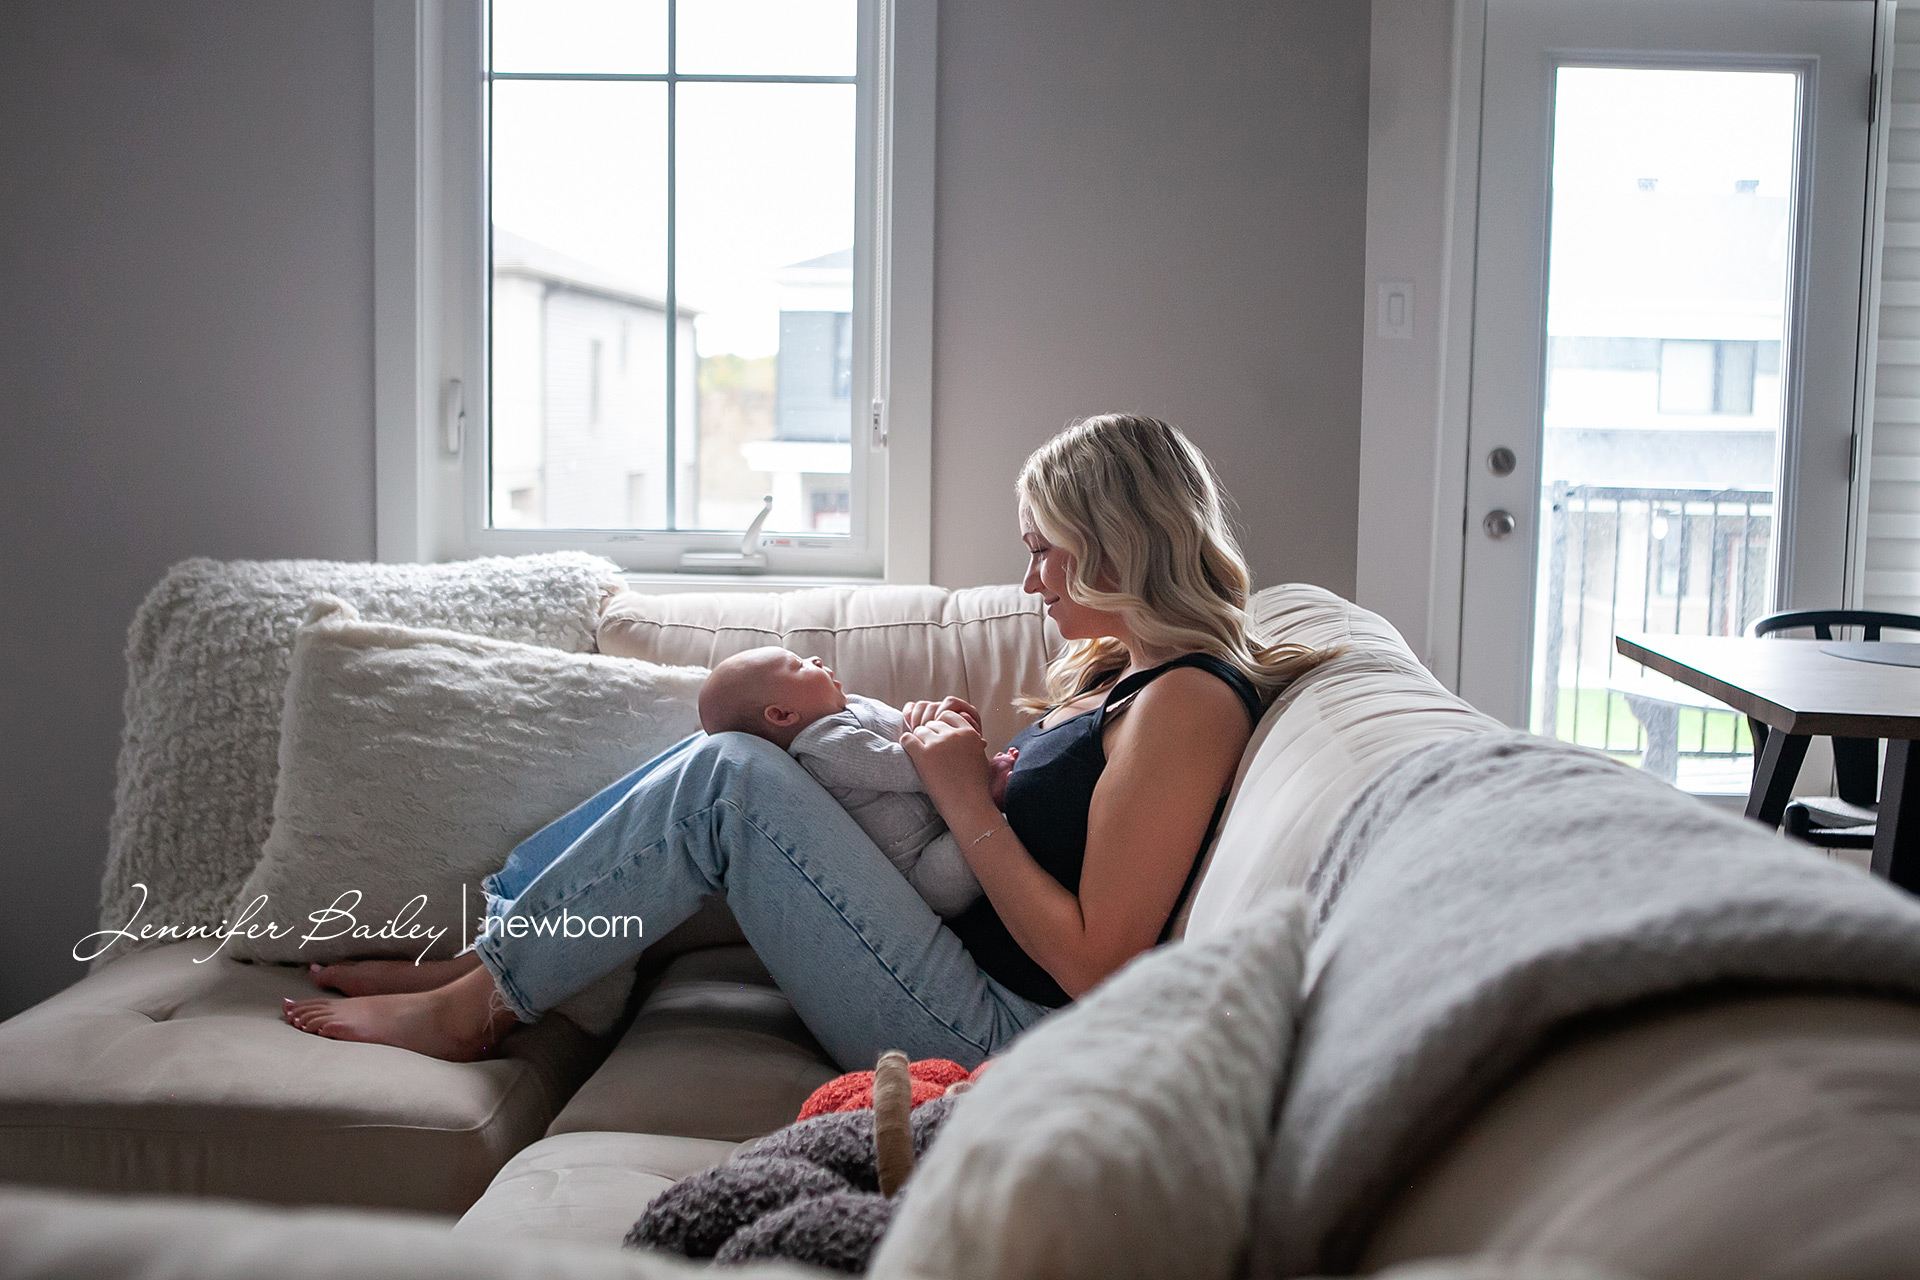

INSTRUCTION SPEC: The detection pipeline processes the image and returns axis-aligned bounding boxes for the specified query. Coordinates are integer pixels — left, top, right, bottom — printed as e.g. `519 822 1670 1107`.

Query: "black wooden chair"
1747 609 1920 849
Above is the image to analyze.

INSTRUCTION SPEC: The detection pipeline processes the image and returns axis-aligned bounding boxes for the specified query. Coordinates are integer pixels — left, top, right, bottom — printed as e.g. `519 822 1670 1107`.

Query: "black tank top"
948 653 1263 1008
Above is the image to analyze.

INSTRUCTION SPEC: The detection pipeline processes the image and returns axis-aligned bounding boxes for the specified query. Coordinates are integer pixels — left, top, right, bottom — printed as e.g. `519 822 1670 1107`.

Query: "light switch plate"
1377 281 1413 340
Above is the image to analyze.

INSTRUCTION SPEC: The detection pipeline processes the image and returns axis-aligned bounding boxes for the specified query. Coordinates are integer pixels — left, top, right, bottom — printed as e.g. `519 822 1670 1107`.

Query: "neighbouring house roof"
492 227 697 318
784 247 854 271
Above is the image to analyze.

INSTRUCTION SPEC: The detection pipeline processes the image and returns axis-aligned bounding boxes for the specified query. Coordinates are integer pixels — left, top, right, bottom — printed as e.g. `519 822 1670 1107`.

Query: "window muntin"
486 1 862 541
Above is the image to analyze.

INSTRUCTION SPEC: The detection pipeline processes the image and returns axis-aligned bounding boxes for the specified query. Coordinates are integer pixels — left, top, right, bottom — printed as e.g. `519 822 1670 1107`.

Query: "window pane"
491 81 674 530
1532 67 1797 792
677 82 856 532
492 0 667 75
677 0 856 77
1658 339 1716 414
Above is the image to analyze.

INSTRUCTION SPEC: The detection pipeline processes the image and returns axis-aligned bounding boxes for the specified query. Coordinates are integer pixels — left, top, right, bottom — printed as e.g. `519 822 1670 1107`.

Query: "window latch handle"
443 379 465 456
679 494 773 573
739 493 774 556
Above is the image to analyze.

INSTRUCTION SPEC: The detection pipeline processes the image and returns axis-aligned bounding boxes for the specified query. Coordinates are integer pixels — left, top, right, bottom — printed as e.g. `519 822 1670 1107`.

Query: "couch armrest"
0 1186 816 1280
1361 991 1920 1280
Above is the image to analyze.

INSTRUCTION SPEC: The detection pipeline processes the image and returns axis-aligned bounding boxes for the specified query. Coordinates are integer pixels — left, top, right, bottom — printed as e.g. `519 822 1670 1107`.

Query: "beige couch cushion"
597 584 1057 752
1361 992 1920 1280
547 946 840 1143
0 943 604 1213
1179 585 1499 940
455 1131 739 1245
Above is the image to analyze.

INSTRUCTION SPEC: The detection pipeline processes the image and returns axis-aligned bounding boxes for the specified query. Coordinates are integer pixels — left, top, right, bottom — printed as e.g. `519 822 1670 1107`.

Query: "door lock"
1487 447 1517 477
1483 509 1517 540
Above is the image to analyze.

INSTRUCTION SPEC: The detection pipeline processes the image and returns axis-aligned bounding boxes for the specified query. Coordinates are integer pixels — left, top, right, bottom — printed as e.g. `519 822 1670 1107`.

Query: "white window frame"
373 0 934 583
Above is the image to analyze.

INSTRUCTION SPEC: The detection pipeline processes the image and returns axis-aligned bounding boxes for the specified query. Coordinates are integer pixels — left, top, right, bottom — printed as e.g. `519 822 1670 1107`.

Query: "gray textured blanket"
1253 731 1920 1276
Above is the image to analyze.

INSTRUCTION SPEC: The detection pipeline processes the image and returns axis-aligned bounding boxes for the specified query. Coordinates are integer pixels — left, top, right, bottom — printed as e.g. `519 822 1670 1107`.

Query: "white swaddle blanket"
788 694 984 916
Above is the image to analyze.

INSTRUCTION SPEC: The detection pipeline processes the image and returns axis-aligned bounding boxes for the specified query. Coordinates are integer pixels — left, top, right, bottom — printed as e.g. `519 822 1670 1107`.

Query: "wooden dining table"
1615 633 1920 892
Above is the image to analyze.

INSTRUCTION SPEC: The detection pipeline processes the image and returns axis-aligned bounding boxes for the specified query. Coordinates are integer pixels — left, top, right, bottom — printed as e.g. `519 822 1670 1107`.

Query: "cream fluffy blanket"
1253 731 1920 1276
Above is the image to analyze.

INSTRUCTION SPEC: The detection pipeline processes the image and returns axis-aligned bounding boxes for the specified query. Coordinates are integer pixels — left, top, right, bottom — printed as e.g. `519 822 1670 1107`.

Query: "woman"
283 415 1324 1068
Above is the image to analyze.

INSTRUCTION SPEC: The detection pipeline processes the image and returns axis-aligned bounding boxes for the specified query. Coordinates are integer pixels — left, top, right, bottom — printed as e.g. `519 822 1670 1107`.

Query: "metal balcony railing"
1537 484 1772 775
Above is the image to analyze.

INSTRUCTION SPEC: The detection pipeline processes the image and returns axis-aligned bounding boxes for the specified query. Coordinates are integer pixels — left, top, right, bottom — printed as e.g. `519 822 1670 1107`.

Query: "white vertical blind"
1865 13 1920 613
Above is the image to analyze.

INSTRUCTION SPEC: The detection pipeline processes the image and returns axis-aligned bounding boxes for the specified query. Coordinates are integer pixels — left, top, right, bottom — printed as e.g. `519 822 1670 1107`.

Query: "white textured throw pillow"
229 598 704 973
869 892 1308 1280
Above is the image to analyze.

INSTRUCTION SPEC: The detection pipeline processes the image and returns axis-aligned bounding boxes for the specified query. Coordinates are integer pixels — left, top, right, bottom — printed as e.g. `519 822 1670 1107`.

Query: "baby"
697 647 1015 917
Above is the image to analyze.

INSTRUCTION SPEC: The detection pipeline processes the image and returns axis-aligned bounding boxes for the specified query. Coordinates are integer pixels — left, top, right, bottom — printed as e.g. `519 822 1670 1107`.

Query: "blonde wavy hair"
1017 413 1329 710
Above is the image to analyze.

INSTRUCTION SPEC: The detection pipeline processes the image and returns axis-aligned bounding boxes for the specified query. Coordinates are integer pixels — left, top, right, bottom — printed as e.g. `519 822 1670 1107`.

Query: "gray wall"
932 0 1368 588
0 0 1367 1019
0 2 377 1018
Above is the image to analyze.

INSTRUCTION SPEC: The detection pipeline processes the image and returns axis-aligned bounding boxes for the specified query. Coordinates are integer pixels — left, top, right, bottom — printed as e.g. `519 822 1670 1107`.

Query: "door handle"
1483 509 1517 540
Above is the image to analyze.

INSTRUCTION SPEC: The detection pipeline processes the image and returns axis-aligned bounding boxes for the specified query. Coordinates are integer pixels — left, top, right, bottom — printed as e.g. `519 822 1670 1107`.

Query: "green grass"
1540 687 1753 757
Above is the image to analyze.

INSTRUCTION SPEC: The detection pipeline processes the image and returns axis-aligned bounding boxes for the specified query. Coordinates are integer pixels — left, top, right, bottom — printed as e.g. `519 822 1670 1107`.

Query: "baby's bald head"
699 647 847 747
699 649 789 736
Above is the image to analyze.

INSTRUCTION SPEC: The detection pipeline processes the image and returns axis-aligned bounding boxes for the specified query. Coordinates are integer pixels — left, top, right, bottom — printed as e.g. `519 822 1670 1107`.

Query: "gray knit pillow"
98 553 623 965
870 893 1307 1280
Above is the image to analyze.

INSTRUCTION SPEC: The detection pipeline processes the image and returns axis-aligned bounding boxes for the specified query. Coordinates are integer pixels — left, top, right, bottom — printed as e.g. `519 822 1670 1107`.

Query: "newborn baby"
697 647 1014 917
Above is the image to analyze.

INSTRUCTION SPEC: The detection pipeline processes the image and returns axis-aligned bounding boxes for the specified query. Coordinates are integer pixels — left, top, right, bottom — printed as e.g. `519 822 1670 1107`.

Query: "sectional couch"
1 556 1917 1279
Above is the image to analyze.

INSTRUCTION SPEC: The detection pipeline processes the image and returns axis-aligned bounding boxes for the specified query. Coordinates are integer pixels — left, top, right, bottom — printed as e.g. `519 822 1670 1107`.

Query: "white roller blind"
1865 11 1920 613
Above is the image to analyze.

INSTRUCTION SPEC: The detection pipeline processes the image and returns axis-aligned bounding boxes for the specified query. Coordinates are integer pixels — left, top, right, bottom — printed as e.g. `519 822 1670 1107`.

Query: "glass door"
1458 0 1876 790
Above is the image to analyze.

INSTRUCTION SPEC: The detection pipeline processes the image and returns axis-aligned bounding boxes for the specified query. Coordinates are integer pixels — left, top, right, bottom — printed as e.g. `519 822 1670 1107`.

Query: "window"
1658 339 1760 416
373 1 934 581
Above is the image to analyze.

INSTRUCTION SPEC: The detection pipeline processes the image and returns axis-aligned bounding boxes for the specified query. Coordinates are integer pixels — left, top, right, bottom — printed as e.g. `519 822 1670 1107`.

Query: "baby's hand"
903 696 983 734
987 748 1018 808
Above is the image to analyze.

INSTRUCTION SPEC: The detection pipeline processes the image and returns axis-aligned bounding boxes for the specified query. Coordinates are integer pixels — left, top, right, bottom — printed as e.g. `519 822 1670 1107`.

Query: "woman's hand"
899 711 995 816
900 696 982 733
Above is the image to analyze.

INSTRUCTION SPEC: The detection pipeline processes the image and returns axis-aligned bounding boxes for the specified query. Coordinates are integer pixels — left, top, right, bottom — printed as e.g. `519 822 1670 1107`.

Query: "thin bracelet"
968 818 1010 849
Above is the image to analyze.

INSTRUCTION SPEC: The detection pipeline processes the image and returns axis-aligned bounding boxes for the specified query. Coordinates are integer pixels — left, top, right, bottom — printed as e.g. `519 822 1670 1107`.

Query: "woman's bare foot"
281 966 519 1061
308 952 482 996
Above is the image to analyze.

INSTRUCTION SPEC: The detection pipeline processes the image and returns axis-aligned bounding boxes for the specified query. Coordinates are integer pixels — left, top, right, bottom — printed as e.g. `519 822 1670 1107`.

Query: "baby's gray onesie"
787 694 984 917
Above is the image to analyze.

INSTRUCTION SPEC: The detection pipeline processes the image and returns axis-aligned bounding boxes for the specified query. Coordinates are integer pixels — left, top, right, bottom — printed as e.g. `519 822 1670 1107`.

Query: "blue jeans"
473 731 1054 1069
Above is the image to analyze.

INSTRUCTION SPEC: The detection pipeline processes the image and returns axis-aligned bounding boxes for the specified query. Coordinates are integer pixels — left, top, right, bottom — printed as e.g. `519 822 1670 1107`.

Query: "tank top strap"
1094 652 1264 730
